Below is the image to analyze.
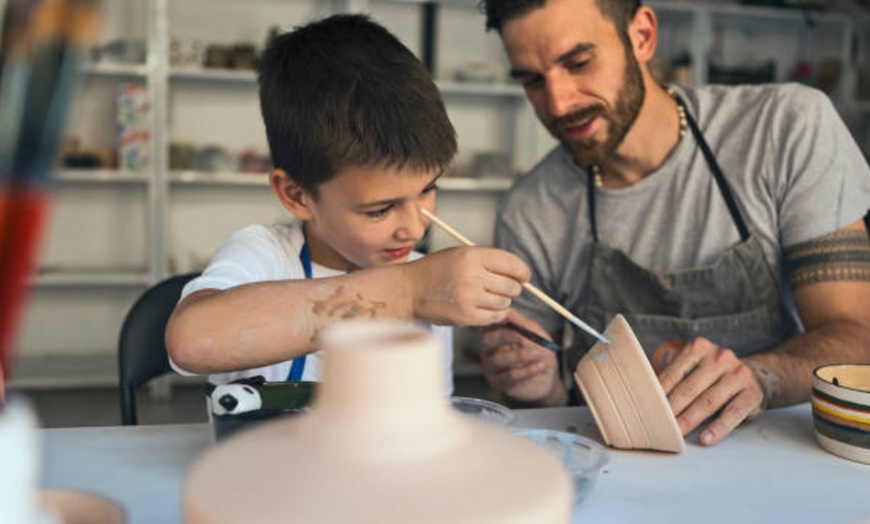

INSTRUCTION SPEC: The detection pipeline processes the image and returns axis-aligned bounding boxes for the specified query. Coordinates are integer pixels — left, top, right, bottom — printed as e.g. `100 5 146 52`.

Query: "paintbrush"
0 0 101 380
420 207 610 345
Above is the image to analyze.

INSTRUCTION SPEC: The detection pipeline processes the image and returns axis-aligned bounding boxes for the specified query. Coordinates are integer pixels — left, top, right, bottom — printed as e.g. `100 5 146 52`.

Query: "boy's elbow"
165 313 213 375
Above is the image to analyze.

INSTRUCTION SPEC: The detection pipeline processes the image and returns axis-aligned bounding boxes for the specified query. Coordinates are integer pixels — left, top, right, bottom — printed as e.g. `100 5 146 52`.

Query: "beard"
546 47 646 168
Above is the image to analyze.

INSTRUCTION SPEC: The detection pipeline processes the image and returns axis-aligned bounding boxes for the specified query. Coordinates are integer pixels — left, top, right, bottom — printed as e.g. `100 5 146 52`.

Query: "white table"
40 404 870 524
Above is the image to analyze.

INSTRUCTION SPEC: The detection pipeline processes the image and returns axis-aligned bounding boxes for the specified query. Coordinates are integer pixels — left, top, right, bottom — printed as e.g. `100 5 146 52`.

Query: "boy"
165 14 530 392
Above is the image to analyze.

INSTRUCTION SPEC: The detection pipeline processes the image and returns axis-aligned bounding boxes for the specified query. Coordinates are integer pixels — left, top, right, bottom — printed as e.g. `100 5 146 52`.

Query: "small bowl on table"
512 429 609 508
812 364 870 464
450 396 514 427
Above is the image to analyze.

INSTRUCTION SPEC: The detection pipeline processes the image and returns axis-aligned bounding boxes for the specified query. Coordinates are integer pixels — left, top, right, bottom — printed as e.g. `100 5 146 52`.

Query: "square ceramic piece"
812 364 870 465
573 314 685 453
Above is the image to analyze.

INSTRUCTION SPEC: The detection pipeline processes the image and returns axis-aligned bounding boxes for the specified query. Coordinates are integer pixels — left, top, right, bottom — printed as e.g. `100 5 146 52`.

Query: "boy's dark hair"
258 14 457 198
481 0 641 46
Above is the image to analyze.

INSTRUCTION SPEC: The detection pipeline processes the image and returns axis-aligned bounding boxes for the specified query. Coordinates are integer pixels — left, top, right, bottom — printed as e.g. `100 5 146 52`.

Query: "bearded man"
478 0 870 446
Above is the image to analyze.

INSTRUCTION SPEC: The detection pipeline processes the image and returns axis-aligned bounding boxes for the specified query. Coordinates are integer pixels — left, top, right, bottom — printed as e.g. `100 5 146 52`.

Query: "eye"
365 206 391 219
519 75 543 89
422 183 438 194
567 60 589 73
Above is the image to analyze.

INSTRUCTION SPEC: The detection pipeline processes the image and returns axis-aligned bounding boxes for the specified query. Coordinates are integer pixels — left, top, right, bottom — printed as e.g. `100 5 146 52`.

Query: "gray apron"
570 97 799 374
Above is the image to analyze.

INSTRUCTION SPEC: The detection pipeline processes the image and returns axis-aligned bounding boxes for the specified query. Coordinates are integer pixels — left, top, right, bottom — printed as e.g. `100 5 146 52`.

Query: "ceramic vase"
185 320 573 523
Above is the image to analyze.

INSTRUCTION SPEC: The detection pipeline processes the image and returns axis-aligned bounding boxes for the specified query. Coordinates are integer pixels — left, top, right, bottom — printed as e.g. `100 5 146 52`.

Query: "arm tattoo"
783 228 870 290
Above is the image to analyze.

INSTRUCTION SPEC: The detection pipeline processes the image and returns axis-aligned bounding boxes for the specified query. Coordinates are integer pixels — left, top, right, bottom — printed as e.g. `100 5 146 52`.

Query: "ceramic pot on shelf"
185 320 573 524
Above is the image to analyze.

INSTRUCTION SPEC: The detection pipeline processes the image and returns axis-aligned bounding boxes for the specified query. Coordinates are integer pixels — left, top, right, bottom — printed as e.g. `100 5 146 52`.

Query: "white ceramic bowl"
811 364 870 464
513 429 609 508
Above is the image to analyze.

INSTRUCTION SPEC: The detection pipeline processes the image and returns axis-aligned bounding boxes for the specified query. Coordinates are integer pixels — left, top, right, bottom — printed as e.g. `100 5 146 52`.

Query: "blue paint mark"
595 352 607 362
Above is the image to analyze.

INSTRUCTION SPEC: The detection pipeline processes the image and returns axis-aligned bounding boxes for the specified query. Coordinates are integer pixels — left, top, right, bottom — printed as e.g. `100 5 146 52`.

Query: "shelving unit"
13 0 870 388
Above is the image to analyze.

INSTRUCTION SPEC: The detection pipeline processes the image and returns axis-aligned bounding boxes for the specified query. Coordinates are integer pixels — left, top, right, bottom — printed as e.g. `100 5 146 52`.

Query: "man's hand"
654 338 765 446
479 309 566 406
405 246 530 326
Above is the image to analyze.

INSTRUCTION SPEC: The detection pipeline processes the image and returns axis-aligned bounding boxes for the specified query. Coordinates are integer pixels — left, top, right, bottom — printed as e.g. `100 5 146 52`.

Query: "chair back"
118 272 199 425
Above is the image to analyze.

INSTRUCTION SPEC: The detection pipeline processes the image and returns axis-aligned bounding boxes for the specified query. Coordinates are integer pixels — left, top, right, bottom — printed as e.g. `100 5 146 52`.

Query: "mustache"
549 105 606 133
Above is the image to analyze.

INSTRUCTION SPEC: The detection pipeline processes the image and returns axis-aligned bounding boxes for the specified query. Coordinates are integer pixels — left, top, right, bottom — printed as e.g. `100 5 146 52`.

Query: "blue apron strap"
287 242 313 381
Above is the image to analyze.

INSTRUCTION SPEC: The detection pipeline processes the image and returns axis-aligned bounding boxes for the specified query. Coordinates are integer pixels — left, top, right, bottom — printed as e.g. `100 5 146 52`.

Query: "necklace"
592 89 688 188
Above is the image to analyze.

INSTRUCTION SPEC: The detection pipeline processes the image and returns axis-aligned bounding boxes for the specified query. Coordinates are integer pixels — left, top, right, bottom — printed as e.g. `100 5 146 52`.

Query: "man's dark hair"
481 0 641 46
258 14 457 198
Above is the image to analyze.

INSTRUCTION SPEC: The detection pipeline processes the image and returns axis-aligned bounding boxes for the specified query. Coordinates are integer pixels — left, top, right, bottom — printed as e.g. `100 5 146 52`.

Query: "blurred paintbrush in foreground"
0 0 101 397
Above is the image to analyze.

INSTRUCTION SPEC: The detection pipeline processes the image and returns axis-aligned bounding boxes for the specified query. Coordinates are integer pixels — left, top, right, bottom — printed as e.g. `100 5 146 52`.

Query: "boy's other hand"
405 246 529 326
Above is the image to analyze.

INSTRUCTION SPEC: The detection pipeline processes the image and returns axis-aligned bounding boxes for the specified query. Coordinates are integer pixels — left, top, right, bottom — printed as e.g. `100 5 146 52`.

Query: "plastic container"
513 429 609 508
450 396 514 426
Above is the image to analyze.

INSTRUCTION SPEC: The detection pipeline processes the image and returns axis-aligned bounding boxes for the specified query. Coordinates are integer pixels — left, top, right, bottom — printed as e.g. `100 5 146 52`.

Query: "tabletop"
40 404 870 524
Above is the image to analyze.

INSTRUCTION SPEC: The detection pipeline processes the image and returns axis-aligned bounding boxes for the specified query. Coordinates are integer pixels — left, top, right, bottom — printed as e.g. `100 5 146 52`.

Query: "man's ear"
270 169 314 220
628 6 658 64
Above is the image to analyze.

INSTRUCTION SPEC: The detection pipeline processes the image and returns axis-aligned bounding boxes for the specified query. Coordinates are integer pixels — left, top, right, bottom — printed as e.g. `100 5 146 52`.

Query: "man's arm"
744 218 870 407
166 246 529 374
660 218 870 446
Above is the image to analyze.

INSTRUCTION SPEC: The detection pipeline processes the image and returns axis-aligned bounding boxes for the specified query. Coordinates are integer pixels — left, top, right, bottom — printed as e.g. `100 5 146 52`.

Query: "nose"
396 206 428 242
544 72 577 118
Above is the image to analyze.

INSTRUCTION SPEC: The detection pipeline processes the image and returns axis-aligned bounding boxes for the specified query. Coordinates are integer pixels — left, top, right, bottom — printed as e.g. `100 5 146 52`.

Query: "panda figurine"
210 383 263 416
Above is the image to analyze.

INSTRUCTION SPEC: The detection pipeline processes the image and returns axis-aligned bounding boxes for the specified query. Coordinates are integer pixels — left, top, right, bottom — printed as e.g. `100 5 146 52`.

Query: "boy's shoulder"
224 222 302 251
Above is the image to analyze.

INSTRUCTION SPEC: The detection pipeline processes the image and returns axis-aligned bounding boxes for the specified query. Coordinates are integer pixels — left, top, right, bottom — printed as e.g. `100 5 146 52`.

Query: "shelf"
82 61 148 78
56 169 149 185
34 271 153 288
439 177 513 192
646 1 700 16
167 68 526 100
170 170 269 186
169 172 513 191
380 0 855 23
707 3 850 24
436 81 525 98
8 353 206 390
8 353 119 389
169 67 257 83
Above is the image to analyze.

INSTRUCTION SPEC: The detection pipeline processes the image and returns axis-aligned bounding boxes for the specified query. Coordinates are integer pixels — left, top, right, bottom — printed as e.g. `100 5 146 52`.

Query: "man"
479 0 870 446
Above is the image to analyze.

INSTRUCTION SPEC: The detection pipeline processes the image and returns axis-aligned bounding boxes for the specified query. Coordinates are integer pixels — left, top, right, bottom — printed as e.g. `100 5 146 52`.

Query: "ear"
270 168 314 221
627 6 658 64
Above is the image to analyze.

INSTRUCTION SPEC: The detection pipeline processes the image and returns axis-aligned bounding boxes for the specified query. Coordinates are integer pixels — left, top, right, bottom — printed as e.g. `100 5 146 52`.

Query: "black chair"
118 272 199 425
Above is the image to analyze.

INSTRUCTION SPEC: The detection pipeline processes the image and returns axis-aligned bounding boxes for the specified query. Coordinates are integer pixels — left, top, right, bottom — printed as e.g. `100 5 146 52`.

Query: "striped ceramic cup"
811 364 870 465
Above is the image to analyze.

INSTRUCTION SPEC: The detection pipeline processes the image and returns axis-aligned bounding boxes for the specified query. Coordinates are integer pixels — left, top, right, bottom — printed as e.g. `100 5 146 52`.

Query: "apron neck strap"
300 242 313 280
683 100 750 242
288 236 313 382
586 94 750 243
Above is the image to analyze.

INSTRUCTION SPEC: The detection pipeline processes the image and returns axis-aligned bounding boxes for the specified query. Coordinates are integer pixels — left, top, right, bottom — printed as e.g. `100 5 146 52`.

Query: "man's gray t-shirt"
495 83 870 337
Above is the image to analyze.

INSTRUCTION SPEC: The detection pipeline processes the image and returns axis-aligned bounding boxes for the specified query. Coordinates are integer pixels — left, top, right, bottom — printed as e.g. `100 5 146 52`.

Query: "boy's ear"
270 169 314 220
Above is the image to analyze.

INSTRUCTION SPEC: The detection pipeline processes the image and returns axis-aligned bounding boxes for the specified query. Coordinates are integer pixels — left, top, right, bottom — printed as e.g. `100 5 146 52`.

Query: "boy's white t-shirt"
170 221 455 395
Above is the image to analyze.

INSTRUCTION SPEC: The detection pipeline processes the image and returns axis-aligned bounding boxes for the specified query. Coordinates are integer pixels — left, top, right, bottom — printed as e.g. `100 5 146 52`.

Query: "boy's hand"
405 246 529 326
480 309 565 406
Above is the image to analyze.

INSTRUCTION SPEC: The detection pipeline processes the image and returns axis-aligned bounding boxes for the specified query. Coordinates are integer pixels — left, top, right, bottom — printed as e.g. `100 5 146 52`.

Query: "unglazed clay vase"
573 315 685 453
185 320 573 523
